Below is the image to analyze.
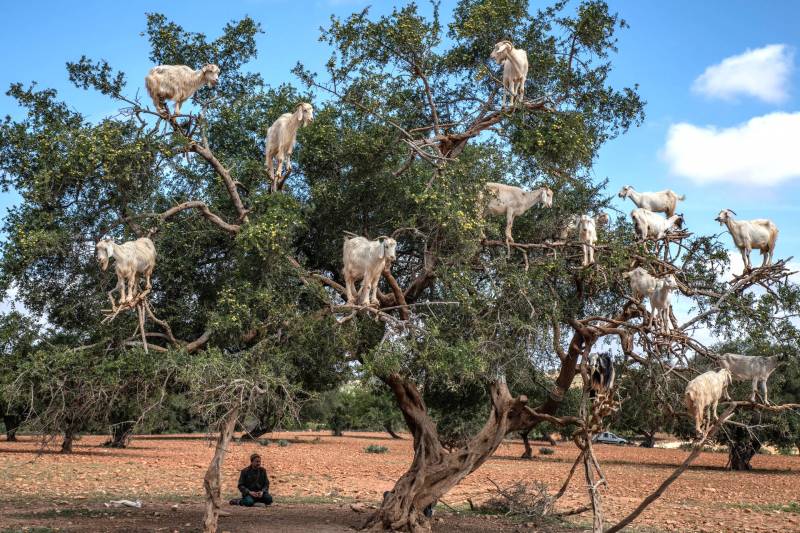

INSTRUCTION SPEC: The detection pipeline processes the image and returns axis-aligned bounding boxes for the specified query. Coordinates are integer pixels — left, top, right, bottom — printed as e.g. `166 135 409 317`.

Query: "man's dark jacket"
237 466 269 497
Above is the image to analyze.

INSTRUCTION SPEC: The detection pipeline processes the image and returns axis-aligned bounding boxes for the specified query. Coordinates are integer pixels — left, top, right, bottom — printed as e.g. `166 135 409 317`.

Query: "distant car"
592 432 629 445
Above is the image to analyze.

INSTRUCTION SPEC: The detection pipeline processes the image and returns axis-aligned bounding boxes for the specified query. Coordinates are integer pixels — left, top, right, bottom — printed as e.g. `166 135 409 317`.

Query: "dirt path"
1 432 798 532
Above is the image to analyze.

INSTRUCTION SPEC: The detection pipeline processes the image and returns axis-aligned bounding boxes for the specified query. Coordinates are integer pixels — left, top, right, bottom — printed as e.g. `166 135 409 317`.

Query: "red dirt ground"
0 431 798 532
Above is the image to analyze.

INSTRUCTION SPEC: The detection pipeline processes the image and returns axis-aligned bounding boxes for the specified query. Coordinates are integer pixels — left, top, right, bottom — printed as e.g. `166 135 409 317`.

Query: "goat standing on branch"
684 369 732 436
588 353 615 399
490 41 528 108
618 186 685 217
484 182 553 252
557 212 608 242
715 209 779 270
577 215 599 266
265 103 314 191
145 64 220 118
719 353 782 403
96 237 156 308
342 235 398 307
622 267 658 301
648 275 678 332
630 208 683 242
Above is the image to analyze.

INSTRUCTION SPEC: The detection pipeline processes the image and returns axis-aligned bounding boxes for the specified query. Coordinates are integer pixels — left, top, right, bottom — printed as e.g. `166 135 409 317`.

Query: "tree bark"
365 374 529 532
640 432 655 448
61 429 75 454
384 421 402 440
4 414 20 441
203 408 239 533
520 430 533 459
105 422 134 448
728 440 760 471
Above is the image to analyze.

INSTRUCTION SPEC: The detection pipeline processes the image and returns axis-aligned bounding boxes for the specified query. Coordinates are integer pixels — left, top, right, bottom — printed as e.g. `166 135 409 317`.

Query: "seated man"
231 453 273 507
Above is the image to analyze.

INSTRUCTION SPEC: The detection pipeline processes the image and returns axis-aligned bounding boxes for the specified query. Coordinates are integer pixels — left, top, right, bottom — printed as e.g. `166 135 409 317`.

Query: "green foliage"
538 447 555 455
365 444 389 454
277 439 289 447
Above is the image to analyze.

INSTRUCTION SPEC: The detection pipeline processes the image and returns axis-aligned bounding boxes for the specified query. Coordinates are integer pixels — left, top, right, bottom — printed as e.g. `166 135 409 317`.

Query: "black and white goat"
588 353 615 399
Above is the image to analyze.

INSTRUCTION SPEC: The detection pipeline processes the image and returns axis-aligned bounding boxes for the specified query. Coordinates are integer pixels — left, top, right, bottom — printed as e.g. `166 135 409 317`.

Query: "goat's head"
534 186 554 208
673 213 685 229
595 212 610 226
718 368 733 387
296 102 314 127
377 237 398 262
662 274 679 290
618 185 633 199
490 41 513 63
202 64 220 87
95 239 114 271
715 209 736 225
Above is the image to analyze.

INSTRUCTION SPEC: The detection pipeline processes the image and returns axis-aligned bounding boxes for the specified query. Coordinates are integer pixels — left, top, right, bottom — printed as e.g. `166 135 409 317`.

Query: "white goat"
630 208 683 241
490 41 528 108
557 212 609 241
265 103 314 189
715 209 779 270
342 236 398 307
684 369 732 435
95 237 157 307
484 182 553 252
618 186 685 217
622 267 659 301
719 353 782 403
145 64 220 117
648 274 678 331
577 215 597 266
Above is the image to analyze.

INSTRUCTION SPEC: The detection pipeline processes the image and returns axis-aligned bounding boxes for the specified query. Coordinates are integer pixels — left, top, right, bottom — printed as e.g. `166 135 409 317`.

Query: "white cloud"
663 112 800 185
692 44 794 103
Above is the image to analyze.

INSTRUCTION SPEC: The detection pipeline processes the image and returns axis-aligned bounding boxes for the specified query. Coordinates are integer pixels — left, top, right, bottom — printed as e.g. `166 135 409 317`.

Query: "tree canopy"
0 1 797 532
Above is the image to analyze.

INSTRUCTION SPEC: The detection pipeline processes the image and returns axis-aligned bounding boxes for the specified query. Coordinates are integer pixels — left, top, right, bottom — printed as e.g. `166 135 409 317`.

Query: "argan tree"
1 2 798 533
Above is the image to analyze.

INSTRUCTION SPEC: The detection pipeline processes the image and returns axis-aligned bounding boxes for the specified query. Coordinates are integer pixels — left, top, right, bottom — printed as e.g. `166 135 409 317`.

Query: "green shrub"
277 439 289 447
365 444 389 454
539 447 555 455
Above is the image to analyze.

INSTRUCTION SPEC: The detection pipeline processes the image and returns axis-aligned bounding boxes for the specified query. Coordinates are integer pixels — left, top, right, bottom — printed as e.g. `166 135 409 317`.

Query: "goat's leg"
761 380 769 404
357 272 372 306
750 377 758 402
108 276 124 310
369 276 380 307
742 248 751 271
344 275 357 305
711 398 719 420
504 210 515 254
173 100 182 117
761 249 769 267
285 150 293 174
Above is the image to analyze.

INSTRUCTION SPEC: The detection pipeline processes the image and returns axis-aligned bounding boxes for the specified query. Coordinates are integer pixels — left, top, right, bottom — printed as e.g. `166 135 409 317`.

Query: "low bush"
365 444 389 454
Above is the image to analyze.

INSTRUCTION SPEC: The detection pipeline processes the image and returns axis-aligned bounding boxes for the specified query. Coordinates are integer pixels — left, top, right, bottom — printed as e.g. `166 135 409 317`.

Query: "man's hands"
250 491 262 498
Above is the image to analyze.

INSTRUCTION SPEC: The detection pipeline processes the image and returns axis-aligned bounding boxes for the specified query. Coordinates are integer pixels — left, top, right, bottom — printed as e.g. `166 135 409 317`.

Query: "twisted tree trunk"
364 374 529 532
520 430 533 459
4 414 20 441
61 429 75 454
203 409 239 533
105 421 134 448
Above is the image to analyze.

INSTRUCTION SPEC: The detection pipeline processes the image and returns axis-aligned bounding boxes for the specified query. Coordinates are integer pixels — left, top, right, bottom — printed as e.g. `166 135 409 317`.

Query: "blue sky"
1 0 799 273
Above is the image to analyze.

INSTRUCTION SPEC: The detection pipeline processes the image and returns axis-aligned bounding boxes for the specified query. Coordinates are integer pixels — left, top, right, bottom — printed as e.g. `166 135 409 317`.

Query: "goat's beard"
99 259 109 271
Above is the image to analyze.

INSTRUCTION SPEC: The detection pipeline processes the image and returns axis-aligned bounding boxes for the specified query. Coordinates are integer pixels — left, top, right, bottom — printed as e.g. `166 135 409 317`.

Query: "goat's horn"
727 209 737 216
376 235 391 241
